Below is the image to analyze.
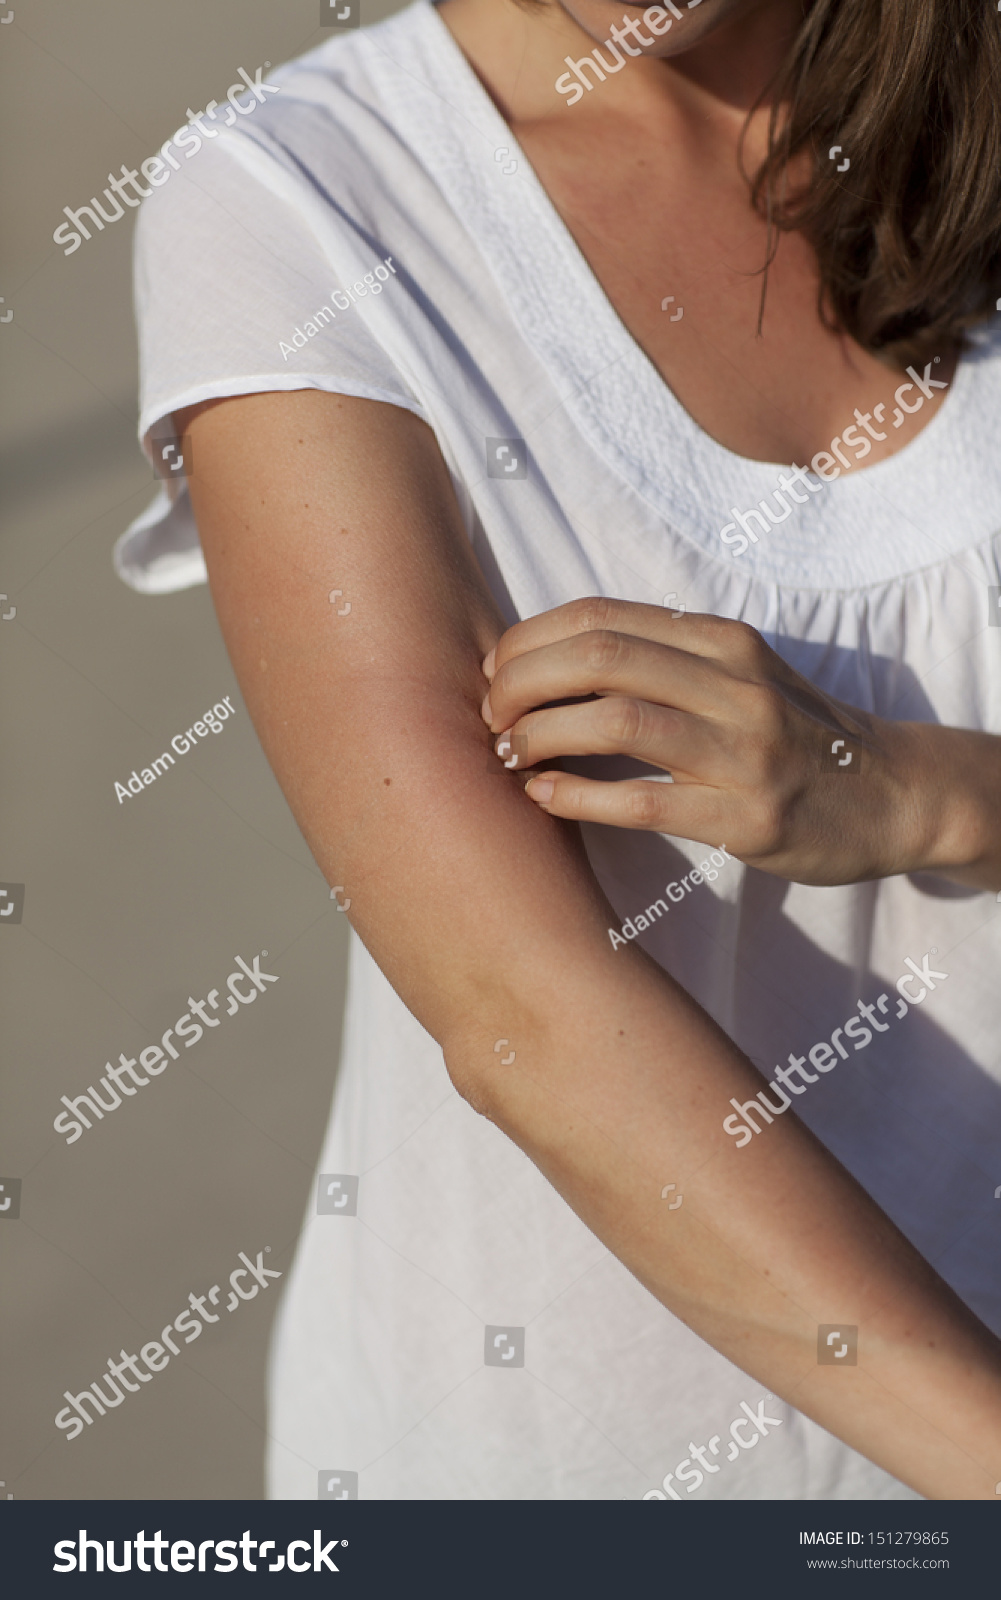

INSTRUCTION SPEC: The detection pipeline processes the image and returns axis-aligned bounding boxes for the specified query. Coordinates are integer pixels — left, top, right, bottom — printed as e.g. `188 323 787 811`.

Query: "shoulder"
135 2 441 257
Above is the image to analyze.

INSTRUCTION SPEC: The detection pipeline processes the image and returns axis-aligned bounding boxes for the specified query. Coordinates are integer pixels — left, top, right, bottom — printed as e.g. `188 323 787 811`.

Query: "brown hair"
750 0 1001 366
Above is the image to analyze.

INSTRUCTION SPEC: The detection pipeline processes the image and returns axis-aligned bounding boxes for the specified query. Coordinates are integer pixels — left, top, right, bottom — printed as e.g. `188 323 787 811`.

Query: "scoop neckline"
415 0 965 489
346 1 996 587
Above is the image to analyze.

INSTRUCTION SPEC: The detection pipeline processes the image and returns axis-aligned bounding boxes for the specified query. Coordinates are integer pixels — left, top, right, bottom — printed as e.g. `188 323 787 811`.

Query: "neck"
437 0 808 128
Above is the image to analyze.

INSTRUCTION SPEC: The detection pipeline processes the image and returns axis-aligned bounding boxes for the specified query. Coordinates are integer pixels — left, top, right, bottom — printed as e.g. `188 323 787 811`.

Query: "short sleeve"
117 134 427 593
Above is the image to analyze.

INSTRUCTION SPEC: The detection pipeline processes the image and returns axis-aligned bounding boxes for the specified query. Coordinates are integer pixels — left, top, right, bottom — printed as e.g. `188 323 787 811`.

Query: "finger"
522 769 733 841
483 629 730 734
494 697 721 779
484 597 771 680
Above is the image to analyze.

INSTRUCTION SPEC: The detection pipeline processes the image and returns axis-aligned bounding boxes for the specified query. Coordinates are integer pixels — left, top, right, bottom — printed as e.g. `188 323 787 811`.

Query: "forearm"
449 960 1001 1498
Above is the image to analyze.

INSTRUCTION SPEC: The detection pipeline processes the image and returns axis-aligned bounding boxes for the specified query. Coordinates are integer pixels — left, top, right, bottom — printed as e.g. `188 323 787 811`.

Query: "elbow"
441 1017 527 1124
443 1047 503 1121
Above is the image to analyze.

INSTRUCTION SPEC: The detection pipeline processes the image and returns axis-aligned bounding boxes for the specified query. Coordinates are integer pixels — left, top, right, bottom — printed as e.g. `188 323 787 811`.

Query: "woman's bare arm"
179 387 1001 1498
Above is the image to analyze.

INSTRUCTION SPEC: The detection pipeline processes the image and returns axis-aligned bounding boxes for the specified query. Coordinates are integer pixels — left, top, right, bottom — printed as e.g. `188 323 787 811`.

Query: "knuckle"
732 619 764 652
567 595 619 637
716 617 768 669
597 696 644 747
574 629 626 677
732 618 765 650
623 782 664 827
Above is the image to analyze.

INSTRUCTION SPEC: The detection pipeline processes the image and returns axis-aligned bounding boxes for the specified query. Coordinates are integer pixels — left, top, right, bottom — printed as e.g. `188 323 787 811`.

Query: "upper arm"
179 388 622 1061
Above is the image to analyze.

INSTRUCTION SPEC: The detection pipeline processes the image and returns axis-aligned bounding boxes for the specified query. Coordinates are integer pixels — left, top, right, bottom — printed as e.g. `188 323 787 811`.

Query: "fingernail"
482 647 496 679
526 777 554 803
481 692 493 724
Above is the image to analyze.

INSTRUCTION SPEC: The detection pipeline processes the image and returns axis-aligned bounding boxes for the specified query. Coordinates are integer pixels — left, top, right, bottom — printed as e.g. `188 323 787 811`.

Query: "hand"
480 597 944 887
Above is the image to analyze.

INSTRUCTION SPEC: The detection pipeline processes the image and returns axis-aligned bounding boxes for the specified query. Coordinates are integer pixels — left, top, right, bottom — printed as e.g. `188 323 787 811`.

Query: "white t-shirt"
125 0 1001 1500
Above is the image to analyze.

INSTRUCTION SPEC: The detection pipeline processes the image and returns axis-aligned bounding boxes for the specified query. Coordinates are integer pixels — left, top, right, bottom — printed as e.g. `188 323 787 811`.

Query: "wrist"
891 722 996 883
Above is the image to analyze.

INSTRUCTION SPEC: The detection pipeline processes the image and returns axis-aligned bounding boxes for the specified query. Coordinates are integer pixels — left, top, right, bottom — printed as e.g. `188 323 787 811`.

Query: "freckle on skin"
384 778 391 785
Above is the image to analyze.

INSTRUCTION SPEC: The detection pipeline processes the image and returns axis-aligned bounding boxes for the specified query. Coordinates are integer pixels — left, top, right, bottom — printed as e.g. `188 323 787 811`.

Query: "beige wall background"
1 0 403 1500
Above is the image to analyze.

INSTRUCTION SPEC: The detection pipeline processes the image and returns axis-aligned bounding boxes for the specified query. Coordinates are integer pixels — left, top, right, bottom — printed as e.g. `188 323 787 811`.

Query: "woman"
119 0 1001 1498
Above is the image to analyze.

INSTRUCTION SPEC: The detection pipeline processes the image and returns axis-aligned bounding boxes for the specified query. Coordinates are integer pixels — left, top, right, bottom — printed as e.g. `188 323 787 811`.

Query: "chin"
555 0 747 58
